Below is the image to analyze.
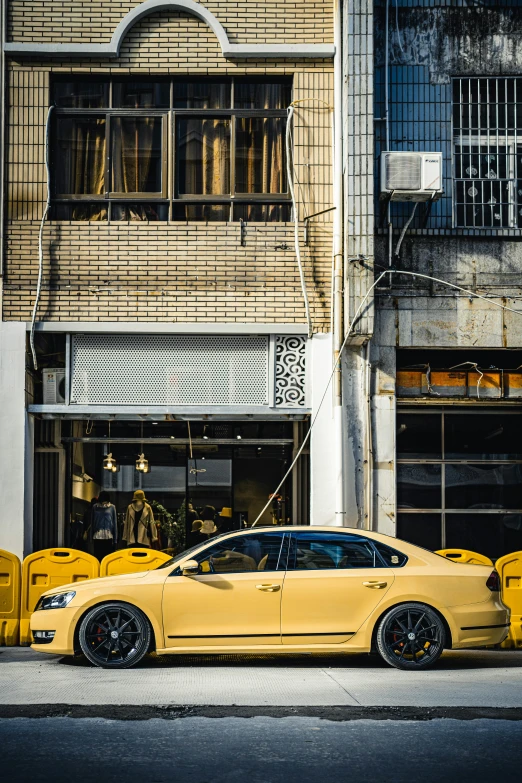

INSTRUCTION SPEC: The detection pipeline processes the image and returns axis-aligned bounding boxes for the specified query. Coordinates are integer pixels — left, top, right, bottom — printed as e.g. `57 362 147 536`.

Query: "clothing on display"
123 490 158 547
89 497 118 561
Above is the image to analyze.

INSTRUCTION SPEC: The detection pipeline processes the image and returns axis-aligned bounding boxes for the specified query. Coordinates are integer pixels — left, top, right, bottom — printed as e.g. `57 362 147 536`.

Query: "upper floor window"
453 77 522 229
51 78 292 222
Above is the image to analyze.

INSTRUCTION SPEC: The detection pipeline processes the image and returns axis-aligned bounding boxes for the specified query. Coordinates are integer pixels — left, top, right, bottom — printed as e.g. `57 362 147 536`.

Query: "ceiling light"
103 453 117 471
136 453 149 473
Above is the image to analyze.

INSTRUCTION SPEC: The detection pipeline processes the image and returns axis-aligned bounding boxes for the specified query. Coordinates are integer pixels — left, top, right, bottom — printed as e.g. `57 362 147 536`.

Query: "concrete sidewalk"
2 647 522 708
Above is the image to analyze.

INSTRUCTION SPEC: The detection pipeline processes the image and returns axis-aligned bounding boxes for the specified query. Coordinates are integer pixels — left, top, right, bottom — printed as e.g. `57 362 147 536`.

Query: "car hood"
41 570 152 597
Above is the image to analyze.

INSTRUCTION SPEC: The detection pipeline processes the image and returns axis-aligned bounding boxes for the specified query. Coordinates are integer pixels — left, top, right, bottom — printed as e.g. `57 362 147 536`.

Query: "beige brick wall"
7 0 333 46
4 6 334 330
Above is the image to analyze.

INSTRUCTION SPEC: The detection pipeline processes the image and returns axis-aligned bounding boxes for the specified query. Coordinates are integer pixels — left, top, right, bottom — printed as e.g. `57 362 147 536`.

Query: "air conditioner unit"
380 152 443 202
42 368 66 404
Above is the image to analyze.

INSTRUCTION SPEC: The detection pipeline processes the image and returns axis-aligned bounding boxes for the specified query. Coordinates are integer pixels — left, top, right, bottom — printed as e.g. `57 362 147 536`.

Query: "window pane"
111 203 168 221
446 513 522 560
111 117 163 194
177 118 230 195
113 81 170 108
445 464 522 510
397 413 441 459
234 81 291 109
174 81 230 109
172 203 230 221
53 81 108 108
445 413 522 459
234 203 291 222
373 541 408 567
196 532 285 573
289 532 378 570
53 203 107 221
54 117 106 195
236 118 287 194
397 514 442 551
397 464 442 509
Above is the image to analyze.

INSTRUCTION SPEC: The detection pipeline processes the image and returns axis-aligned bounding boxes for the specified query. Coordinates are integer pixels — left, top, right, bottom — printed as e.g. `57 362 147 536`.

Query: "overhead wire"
252 265 522 527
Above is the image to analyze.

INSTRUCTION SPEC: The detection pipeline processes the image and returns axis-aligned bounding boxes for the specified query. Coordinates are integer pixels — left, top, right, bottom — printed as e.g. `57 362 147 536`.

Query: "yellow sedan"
30 526 509 670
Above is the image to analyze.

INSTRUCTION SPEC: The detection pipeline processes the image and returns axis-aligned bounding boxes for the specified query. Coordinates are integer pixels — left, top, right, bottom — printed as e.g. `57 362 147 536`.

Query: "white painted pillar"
310 333 341 526
0 321 32 558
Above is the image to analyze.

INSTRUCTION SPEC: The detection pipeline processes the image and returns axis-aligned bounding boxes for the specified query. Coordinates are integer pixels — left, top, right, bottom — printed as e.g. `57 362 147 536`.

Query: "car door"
162 531 287 648
281 531 394 645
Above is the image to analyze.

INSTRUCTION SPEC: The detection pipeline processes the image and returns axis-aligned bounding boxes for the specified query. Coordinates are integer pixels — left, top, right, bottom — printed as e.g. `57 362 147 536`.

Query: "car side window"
373 540 408 567
288 532 382 570
195 532 287 574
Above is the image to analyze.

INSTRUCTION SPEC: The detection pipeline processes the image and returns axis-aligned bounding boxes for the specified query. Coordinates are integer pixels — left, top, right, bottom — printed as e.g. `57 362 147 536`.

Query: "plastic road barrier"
496 551 522 649
100 548 171 577
20 548 99 645
0 550 21 646
435 549 494 566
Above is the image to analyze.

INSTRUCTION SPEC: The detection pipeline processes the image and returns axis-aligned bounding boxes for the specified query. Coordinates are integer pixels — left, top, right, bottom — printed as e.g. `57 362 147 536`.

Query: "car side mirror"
182 559 200 576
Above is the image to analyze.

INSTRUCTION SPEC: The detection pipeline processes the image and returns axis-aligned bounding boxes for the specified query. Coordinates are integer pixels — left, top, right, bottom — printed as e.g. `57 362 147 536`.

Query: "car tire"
376 602 446 671
79 602 152 669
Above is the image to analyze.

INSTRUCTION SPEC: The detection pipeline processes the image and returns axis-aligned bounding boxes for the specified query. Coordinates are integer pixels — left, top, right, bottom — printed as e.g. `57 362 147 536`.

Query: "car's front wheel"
376 602 446 670
79 602 151 669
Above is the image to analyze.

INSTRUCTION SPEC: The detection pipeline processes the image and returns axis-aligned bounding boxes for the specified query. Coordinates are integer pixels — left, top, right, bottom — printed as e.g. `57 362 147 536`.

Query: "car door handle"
362 581 388 589
255 584 281 592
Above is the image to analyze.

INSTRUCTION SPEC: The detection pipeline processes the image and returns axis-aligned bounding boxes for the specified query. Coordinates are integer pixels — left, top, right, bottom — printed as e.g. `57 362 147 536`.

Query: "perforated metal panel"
71 335 269 406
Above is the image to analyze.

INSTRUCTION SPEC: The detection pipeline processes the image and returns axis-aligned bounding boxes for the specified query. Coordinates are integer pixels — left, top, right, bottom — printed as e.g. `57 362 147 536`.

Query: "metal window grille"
70 335 270 406
453 77 522 229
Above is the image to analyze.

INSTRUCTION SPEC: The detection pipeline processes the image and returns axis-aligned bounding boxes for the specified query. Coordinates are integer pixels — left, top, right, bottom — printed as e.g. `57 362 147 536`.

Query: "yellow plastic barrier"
0 550 21 646
21 548 99 645
100 548 172 577
435 549 494 566
496 551 522 649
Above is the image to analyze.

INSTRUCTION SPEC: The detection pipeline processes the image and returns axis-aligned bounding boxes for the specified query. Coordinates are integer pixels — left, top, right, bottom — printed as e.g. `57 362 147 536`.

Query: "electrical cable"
286 105 313 338
252 265 522 527
30 104 54 371
394 202 418 259
251 268 390 527
394 0 406 56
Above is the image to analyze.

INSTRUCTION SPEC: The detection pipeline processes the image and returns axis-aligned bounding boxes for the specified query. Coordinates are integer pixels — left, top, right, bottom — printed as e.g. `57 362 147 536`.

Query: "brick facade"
4 4 334 330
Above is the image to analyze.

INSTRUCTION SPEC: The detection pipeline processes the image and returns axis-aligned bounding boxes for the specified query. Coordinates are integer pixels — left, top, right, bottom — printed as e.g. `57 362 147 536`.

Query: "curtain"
56 118 106 220
178 118 230 195
111 117 160 194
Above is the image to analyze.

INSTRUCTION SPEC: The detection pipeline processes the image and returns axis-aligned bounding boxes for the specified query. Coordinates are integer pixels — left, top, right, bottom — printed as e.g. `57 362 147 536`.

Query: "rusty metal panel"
396 370 423 397
468 371 502 399
427 371 467 397
505 372 522 399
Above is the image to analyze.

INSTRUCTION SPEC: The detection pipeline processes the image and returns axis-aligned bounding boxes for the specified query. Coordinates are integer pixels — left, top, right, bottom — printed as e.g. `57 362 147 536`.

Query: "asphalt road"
1 715 521 783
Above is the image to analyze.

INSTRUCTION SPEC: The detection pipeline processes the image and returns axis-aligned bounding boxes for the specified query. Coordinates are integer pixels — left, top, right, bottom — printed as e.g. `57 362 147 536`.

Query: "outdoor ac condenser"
42 368 66 404
380 151 443 202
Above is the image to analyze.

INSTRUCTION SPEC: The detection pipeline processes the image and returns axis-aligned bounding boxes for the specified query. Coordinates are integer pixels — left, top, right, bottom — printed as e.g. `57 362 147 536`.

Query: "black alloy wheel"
79 602 151 669
376 602 445 670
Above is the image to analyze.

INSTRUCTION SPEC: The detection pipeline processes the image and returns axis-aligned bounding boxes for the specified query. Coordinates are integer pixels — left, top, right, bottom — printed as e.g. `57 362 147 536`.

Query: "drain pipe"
332 0 344 524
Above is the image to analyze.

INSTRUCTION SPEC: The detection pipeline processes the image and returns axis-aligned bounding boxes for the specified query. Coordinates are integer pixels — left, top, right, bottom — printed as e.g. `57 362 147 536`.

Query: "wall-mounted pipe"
332 0 344 523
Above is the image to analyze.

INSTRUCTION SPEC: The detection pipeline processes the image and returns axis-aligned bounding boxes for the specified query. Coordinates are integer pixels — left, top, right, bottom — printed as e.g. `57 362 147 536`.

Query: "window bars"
453 77 522 229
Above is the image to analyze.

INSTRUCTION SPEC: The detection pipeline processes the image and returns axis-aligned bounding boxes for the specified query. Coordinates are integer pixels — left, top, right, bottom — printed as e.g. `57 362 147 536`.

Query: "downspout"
332 0 344 524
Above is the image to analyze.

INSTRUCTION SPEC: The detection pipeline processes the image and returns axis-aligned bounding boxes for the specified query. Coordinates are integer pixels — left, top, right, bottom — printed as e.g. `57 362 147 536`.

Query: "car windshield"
154 532 232 569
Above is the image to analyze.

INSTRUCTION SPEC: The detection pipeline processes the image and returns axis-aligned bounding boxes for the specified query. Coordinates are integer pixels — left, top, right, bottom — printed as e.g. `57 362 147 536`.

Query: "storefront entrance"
32 418 309 557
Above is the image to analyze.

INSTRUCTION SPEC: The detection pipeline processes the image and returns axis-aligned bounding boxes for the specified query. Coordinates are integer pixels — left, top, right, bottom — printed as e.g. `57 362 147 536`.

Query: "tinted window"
195 532 286 573
289 533 379 570
373 540 408 567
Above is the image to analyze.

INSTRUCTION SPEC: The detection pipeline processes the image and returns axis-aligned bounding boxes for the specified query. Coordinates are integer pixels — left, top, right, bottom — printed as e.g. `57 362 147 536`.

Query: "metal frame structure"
397 406 522 549
52 76 293 222
452 76 522 230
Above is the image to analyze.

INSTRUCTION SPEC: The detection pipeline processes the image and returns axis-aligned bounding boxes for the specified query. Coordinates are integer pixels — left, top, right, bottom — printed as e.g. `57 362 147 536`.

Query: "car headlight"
35 591 76 611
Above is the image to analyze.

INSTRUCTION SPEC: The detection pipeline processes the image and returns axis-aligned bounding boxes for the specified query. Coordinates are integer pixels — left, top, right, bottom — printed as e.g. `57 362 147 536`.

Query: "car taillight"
486 571 500 592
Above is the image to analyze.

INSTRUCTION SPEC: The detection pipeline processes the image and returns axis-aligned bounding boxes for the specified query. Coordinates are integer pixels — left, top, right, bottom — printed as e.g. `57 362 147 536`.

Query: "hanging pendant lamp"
103 421 118 472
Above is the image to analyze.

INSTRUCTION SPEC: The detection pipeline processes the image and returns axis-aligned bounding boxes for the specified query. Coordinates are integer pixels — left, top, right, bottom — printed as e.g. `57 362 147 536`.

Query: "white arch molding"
4 0 335 59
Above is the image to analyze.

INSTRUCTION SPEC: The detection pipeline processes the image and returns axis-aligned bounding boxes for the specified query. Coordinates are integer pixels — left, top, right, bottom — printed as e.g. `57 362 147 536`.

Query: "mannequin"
123 489 158 548
90 491 118 562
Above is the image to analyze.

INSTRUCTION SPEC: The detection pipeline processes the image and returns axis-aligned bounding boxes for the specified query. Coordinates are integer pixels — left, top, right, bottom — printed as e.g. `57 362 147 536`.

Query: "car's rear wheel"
376 602 445 670
79 602 151 669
